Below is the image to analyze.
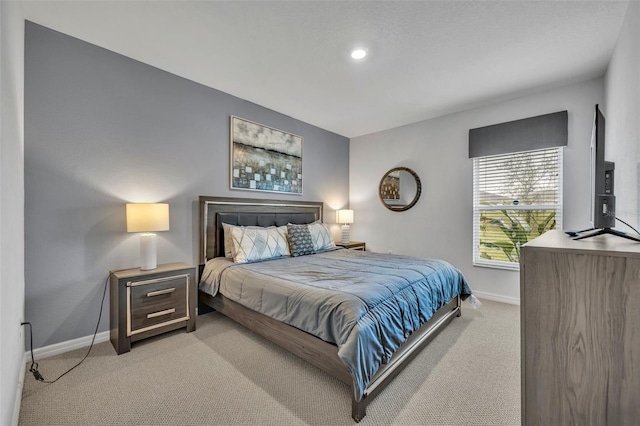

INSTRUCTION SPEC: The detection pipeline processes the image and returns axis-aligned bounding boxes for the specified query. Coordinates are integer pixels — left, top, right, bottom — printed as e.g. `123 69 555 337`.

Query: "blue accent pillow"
286 224 315 257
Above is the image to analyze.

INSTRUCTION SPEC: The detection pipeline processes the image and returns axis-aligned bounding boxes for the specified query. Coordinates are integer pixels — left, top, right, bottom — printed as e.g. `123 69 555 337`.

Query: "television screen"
575 105 639 242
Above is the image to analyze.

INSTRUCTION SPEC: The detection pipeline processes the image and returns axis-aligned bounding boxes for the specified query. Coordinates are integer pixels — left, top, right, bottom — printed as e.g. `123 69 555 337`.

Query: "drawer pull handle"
147 308 175 319
147 288 176 297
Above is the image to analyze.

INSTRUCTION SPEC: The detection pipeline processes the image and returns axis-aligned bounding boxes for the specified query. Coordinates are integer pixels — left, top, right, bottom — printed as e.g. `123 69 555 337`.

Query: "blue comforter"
200 249 472 401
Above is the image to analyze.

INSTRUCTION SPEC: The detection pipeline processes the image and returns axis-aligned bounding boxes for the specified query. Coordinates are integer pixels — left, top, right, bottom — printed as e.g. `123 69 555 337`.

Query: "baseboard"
24 330 110 363
473 290 520 306
11 357 26 426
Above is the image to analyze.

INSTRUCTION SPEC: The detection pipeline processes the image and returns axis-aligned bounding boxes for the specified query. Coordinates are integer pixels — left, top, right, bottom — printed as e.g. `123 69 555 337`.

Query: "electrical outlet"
19 319 23 337
387 249 393 254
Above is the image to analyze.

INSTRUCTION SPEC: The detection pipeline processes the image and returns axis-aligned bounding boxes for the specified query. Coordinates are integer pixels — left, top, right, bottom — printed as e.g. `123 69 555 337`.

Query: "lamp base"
341 224 350 244
140 233 157 270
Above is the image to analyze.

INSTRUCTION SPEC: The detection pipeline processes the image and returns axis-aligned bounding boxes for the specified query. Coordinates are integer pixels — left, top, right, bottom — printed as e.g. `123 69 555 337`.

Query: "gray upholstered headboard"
198 196 323 264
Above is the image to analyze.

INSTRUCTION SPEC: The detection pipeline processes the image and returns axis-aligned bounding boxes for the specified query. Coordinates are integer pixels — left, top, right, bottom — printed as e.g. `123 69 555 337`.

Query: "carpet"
19 299 520 425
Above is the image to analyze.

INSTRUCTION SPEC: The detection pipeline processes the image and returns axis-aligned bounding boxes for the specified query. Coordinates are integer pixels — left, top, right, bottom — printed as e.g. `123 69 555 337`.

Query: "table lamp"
126 203 170 270
337 209 354 244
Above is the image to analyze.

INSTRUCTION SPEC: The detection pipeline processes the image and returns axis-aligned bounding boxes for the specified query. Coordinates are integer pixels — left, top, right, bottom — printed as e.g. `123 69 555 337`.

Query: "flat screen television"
574 104 639 242
591 104 615 229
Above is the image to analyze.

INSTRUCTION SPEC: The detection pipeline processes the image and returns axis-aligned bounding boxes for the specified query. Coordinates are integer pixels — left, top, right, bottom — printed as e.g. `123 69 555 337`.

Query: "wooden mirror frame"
378 167 422 212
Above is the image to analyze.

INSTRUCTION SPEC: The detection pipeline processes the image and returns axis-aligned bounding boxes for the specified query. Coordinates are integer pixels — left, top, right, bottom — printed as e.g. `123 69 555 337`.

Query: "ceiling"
21 1 629 138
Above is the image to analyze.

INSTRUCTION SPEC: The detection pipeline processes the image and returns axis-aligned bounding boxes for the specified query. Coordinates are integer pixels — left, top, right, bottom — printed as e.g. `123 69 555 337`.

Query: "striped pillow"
230 225 290 264
222 223 235 258
308 222 336 252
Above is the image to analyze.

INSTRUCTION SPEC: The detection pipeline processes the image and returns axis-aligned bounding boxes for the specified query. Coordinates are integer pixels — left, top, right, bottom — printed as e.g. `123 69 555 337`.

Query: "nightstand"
109 262 197 355
336 241 366 251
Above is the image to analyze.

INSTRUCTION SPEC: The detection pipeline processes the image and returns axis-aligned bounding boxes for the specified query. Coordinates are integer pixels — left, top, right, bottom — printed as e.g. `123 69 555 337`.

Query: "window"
468 110 567 270
473 147 563 270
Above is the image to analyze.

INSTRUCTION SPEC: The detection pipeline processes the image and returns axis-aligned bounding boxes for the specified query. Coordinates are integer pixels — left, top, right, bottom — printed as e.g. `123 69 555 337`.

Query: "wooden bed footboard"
199 290 461 422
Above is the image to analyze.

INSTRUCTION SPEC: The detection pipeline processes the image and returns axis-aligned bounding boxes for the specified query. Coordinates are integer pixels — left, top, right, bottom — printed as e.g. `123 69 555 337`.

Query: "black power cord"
22 273 110 384
616 216 640 236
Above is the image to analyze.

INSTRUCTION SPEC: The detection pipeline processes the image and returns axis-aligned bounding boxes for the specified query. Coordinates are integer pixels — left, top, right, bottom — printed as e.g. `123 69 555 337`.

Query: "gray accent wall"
24 22 349 349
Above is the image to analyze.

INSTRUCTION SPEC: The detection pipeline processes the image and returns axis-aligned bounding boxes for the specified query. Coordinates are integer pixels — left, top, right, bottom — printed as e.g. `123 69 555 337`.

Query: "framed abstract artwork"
230 116 303 195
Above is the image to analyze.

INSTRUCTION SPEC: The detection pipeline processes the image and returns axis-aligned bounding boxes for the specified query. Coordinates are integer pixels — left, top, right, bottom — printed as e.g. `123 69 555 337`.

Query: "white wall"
0 2 25 425
350 79 603 302
605 1 639 231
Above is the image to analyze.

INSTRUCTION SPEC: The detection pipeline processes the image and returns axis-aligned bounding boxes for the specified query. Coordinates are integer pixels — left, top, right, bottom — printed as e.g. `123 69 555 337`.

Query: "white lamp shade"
126 203 170 233
337 209 354 224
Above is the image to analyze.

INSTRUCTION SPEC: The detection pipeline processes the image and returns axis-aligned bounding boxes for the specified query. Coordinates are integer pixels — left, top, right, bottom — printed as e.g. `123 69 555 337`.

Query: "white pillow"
222 223 289 258
307 222 336 252
222 223 235 258
230 225 290 264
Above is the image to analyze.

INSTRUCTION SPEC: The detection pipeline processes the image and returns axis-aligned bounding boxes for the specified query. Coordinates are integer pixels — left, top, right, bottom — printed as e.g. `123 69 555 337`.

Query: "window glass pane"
473 148 562 269
479 209 557 263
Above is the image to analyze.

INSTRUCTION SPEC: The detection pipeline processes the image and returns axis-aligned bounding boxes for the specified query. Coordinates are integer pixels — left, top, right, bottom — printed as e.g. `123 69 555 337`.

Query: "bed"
197 196 472 421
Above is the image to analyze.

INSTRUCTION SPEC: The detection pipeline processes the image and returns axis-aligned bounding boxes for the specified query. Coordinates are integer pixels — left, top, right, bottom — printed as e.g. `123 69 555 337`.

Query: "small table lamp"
126 203 170 270
337 209 354 244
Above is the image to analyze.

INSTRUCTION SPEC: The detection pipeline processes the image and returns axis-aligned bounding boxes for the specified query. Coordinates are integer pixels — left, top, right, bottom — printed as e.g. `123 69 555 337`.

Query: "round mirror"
378 167 422 212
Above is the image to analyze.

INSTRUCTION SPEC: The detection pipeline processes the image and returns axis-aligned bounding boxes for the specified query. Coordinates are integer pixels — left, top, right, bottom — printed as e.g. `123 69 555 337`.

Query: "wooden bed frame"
197 196 462 422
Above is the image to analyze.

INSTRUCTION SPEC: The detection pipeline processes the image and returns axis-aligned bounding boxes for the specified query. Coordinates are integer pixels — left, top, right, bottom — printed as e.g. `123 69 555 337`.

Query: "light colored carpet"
19 299 520 425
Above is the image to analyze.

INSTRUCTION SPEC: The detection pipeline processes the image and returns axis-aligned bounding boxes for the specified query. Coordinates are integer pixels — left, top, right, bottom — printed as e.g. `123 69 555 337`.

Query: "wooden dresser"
520 230 640 425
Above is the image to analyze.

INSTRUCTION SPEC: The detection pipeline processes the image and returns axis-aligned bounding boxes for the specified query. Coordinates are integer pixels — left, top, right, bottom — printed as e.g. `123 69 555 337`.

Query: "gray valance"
468 110 567 158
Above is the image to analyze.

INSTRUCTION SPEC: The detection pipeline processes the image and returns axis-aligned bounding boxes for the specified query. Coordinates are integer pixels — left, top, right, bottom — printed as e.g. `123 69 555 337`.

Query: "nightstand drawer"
127 274 190 336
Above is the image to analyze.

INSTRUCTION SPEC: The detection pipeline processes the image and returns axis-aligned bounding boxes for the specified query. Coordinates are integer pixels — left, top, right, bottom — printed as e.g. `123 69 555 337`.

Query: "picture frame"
230 116 303 195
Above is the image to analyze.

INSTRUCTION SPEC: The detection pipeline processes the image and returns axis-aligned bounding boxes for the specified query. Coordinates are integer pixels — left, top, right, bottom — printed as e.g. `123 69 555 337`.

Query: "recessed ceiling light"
350 48 367 60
